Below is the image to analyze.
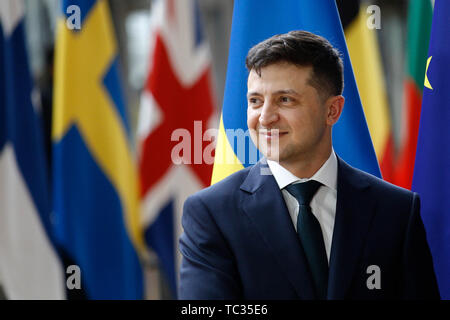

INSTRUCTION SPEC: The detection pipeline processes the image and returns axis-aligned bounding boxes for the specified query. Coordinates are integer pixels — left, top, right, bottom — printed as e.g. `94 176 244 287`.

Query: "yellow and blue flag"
52 0 144 299
337 0 394 182
212 0 380 184
412 0 450 300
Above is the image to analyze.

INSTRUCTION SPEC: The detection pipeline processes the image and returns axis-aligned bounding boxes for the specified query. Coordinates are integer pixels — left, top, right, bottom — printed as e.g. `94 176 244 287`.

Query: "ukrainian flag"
52 0 144 299
212 0 380 184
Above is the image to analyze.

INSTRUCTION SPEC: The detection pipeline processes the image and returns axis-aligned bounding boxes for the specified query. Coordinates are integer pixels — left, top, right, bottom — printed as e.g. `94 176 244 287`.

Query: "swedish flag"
52 0 144 299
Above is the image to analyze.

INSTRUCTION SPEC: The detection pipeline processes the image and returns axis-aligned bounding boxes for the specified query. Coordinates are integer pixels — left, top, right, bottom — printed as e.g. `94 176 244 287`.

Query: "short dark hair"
245 30 344 99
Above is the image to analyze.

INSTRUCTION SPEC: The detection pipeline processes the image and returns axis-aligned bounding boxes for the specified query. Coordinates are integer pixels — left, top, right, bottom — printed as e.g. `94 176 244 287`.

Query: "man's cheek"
247 114 258 130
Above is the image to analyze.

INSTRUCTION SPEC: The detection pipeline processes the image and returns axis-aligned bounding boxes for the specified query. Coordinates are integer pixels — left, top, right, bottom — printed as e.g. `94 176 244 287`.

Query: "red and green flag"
394 0 432 189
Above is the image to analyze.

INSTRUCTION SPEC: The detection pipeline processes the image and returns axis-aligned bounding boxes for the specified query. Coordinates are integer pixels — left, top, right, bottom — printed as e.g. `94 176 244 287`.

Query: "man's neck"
280 147 332 179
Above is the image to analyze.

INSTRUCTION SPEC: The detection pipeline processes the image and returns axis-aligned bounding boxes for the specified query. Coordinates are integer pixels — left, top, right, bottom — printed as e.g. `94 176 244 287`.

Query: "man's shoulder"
187 165 253 205
342 159 416 201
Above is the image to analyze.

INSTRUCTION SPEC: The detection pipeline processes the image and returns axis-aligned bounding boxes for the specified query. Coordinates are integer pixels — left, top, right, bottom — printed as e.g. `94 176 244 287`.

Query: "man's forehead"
249 62 312 75
247 63 313 89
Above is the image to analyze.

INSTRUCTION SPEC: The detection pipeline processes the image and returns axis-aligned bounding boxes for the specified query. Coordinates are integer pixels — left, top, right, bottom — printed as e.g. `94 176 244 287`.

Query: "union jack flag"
137 0 216 298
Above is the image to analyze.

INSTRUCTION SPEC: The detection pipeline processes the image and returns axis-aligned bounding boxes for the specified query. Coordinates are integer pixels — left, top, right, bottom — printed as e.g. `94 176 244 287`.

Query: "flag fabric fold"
52 0 144 299
395 0 432 189
412 0 450 300
0 0 65 299
138 0 215 297
211 0 380 185
337 0 394 182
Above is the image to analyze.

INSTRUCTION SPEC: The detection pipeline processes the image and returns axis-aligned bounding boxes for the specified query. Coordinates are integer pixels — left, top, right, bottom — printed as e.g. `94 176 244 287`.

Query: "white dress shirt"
267 150 338 263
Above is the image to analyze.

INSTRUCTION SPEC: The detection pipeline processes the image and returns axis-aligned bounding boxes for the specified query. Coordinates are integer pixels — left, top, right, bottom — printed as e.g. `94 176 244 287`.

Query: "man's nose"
259 101 279 127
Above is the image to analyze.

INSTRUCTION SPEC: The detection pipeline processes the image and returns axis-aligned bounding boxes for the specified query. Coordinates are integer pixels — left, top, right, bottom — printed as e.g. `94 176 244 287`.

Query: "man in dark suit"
178 31 440 299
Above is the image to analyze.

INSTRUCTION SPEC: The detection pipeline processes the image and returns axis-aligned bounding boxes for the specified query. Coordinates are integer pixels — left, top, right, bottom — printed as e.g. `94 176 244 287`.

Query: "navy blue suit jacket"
178 157 440 299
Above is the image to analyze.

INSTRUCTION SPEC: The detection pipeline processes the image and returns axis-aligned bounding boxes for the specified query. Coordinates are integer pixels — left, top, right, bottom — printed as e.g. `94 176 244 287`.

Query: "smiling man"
178 31 440 300
247 62 342 179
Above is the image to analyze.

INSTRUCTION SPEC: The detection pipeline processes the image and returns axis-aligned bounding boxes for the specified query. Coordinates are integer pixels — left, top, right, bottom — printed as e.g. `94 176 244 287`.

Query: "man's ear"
325 95 344 126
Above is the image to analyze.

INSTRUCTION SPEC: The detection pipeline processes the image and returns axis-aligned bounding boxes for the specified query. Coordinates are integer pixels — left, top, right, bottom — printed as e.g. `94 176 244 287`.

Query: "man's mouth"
258 129 288 138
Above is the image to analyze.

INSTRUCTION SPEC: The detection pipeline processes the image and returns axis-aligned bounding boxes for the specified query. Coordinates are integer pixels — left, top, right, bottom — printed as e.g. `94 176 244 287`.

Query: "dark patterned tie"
285 180 328 299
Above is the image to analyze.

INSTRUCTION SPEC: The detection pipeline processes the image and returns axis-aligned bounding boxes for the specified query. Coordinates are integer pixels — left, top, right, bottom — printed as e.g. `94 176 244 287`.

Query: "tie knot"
285 180 322 205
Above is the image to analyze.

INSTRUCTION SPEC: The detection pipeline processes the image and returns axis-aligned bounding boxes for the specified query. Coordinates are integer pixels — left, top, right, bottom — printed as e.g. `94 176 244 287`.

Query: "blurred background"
17 0 415 152
0 0 442 300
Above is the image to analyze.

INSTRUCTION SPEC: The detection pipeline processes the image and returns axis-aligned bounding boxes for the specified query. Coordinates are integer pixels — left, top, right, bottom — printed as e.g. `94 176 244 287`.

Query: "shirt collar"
267 149 338 191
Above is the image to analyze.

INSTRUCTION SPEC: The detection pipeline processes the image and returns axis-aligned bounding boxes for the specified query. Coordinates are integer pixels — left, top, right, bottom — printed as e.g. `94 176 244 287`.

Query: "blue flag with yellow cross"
52 0 144 299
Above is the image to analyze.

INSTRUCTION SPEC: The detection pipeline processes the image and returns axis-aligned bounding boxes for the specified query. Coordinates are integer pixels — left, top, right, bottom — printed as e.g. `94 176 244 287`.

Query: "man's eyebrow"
247 89 301 97
247 91 262 98
274 89 300 95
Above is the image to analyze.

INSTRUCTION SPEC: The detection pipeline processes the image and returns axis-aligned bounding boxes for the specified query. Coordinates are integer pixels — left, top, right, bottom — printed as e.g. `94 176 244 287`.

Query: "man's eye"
280 96 292 103
249 98 261 104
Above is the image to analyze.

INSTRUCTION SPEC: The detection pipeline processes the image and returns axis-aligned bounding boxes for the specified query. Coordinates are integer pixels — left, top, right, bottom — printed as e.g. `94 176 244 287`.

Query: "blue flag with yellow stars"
412 0 450 300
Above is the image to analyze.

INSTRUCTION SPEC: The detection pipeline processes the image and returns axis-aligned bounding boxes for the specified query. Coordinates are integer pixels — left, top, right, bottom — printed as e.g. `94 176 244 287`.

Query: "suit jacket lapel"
327 157 376 299
240 160 316 299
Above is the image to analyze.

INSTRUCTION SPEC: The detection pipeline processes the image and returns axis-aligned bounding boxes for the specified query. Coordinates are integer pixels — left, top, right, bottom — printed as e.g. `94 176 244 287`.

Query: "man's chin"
257 140 282 161
259 149 281 162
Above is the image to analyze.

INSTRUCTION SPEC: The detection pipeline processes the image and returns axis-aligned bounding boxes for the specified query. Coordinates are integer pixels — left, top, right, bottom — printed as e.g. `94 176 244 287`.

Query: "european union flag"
412 0 450 300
